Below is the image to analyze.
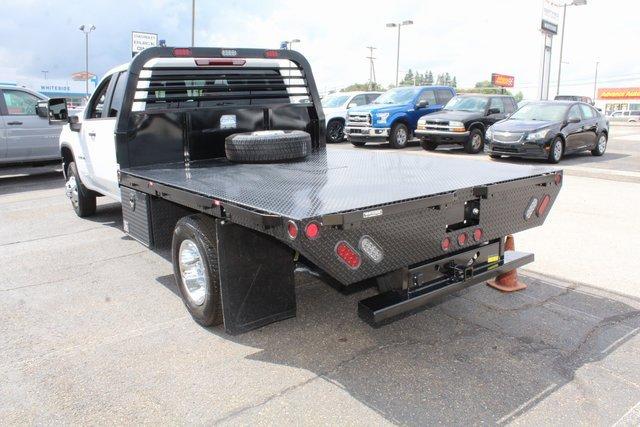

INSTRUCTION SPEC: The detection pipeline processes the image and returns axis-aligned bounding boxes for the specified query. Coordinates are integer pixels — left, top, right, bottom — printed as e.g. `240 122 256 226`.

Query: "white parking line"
601 327 640 354
496 383 558 425
613 400 640 426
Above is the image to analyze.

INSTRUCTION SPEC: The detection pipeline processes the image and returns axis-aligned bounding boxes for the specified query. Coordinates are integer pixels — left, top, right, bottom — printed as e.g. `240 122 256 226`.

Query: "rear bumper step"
358 250 533 325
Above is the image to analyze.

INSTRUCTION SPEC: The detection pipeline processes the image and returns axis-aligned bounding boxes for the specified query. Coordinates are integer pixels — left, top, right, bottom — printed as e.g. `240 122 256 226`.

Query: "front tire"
326 119 345 143
548 137 563 164
172 214 223 327
389 123 409 149
465 129 484 154
591 132 607 156
420 139 438 151
66 161 96 217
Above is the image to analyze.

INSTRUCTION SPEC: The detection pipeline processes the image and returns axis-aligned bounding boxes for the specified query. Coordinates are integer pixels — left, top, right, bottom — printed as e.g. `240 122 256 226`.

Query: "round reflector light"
359 235 383 263
441 237 451 251
286 221 298 239
305 222 320 239
473 228 483 242
335 241 361 269
457 233 468 246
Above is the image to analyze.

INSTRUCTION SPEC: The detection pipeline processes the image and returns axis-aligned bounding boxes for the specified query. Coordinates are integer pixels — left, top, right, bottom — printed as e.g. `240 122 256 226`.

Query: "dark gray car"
0 85 63 164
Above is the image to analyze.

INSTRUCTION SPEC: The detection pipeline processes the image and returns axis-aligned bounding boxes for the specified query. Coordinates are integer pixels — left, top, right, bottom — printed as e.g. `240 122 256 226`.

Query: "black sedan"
485 101 609 163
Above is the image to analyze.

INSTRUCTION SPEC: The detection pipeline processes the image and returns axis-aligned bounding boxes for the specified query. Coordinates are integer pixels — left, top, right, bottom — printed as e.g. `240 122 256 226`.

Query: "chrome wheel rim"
471 133 482 150
178 239 207 306
396 128 407 145
65 176 79 208
553 141 562 161
598 135 607 152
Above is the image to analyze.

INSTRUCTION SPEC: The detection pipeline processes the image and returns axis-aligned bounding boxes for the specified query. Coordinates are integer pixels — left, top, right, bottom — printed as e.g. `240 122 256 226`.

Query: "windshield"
374 87 420 105
510 103 569 121
444 96 488 112
321 94 349 108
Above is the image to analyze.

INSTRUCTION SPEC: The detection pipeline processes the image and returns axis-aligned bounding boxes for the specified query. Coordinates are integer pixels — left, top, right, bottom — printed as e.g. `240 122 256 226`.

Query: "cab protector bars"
115 47 325 168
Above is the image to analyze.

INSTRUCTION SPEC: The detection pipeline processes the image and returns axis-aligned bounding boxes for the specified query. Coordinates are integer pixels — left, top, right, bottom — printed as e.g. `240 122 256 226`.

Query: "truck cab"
344 85 455 148
321 91 381 143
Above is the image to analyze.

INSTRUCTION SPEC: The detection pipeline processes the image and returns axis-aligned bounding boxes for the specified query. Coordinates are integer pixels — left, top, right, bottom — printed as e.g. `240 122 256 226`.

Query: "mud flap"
216 220 296 335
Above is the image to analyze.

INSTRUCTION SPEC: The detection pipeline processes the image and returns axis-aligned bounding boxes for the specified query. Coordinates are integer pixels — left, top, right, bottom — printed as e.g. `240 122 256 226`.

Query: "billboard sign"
597 87 640 100
132 31 158 57
541 0 560 35
491 73 515 88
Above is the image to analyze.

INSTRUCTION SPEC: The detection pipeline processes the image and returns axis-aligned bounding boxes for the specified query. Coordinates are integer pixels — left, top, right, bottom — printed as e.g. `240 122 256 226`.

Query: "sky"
1 0 639 100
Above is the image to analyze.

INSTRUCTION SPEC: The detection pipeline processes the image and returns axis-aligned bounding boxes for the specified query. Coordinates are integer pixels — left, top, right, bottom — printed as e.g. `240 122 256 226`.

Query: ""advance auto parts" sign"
491 73 515 88
597 87 640 100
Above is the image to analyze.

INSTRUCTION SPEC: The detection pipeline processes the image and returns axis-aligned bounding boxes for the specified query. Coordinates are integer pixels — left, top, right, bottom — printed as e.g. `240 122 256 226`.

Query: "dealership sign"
597 87 640 100
132 31 158 57
541 0 559 35
491 73 515 88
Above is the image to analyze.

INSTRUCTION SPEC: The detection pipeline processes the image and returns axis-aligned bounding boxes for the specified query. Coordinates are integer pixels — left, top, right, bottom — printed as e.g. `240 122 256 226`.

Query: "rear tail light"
473 228 483 242
536 194 551 217
554 172 562 185
457 233 468 246
195 58 246 66
172 47 192 57
335 241 361 269
441 237 451 251
359 236 383 263
304 222 320 239
286 221 298 239
264 50 279 58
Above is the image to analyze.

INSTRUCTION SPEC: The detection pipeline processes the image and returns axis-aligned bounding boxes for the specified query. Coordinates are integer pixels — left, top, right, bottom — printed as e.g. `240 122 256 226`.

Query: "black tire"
172 214 223 327
465 128 484 154
420 139 438 151
591 132 607 156
66 161 96 217
351 139 366 147
489 154 502 159
326 119 345 143
548 137 563 164
225 130 311 163
389 123 410 149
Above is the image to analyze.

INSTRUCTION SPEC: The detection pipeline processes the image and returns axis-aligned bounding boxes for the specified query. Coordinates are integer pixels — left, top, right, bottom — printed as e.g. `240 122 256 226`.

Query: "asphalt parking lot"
1 125 639 425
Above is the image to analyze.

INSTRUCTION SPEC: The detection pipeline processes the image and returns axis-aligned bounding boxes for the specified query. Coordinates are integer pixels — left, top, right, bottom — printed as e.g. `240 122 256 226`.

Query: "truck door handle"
88 132 96 138
7 121 23 125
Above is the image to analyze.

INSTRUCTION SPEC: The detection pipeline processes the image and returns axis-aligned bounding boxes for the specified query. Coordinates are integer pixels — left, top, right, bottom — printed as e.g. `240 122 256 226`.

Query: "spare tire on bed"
225 130 312 163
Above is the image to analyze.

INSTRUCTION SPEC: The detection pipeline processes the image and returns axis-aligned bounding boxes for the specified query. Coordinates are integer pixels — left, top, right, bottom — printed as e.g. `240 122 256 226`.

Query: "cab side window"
108 72 127 117
86 76 112 119
436 89 453 105
488 97 505 114
418 89 436 105
2 90 40 115
503 98 516 114
348 94 367 108
365 93 380 104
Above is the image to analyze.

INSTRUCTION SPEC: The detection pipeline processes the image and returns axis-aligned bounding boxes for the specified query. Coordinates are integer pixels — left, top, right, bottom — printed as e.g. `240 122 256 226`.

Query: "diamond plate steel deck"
121 148 559 221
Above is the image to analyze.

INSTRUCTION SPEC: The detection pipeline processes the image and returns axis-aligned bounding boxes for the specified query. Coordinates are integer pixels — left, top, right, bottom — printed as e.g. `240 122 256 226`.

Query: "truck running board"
358 250 534 326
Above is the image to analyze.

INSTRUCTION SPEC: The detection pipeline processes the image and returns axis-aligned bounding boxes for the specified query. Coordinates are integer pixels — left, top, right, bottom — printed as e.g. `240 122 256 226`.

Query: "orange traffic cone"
486 235 527 292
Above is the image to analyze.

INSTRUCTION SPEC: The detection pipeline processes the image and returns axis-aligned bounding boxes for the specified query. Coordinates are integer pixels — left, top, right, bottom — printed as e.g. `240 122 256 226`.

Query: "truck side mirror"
36 101 49 118
487 107 501 115
69 115 82 132
47 98 69 124
416 100 428 108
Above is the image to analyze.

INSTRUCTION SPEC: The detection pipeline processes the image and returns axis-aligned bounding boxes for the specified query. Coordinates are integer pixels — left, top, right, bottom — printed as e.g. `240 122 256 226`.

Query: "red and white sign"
491 73 515 88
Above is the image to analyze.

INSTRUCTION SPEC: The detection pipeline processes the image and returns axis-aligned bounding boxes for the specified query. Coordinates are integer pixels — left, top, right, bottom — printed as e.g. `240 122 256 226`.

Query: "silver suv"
0 85 63 164
608 110 640 122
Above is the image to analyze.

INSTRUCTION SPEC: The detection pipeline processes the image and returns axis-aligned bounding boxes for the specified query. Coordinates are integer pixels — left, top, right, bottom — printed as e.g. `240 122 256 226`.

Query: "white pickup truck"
321 91 381 143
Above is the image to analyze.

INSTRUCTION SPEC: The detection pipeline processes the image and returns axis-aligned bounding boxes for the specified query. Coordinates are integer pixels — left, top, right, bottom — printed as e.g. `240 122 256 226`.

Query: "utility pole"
191 0 195 46
593 61 599 100
366 46 377 90
79 25 95 98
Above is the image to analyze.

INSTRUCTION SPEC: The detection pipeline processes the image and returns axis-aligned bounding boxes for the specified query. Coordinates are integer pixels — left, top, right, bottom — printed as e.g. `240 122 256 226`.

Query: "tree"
514 91 524 102
399 69 415 86
425 71 434 85
341 82 383 92
452 76 457 88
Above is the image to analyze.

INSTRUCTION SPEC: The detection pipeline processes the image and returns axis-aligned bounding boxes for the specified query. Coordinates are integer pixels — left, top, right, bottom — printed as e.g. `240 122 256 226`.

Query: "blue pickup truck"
344 85 456 148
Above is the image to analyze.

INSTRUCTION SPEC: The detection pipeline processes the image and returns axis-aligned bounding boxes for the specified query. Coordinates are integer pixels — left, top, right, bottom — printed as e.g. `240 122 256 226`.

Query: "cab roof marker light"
172 48 192 57
195 58 246 66
264 50 279 58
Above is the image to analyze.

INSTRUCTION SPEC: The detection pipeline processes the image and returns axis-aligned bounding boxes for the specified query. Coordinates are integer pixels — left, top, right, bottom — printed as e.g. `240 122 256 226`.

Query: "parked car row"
326 84 609 163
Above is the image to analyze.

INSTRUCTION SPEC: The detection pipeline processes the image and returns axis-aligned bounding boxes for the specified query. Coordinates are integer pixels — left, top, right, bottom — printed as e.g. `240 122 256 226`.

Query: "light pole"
283 39 300 50
41 70 48 80
386 20 413 87
191 0 195 46
79 24 96 98
556 0 586 96
593 61 599 100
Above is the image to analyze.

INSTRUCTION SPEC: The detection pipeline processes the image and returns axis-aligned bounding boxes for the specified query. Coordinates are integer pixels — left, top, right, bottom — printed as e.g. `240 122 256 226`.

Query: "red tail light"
304 222 320 239
441 237 451 251
336 242 361 269
457 233 468 246
554 172 562 185
286 221 298 239
264 50 279 58
195 58 246 66
172 47 192 57
536 194 551 217
473 228 483 242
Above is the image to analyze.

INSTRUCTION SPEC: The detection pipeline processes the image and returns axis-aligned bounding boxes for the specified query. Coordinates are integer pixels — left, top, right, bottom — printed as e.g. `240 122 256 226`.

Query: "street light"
556 0 587 96
283 39 301 50
79 24 96 98
386 20 413 87
41 70 48 80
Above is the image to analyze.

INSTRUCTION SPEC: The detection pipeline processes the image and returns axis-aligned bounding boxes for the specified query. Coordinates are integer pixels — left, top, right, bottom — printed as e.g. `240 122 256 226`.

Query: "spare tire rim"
598 135 606 152
65 176 78 208
179 239 207 306
553 141 562 161
471 133 482 150
396 127 407 145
